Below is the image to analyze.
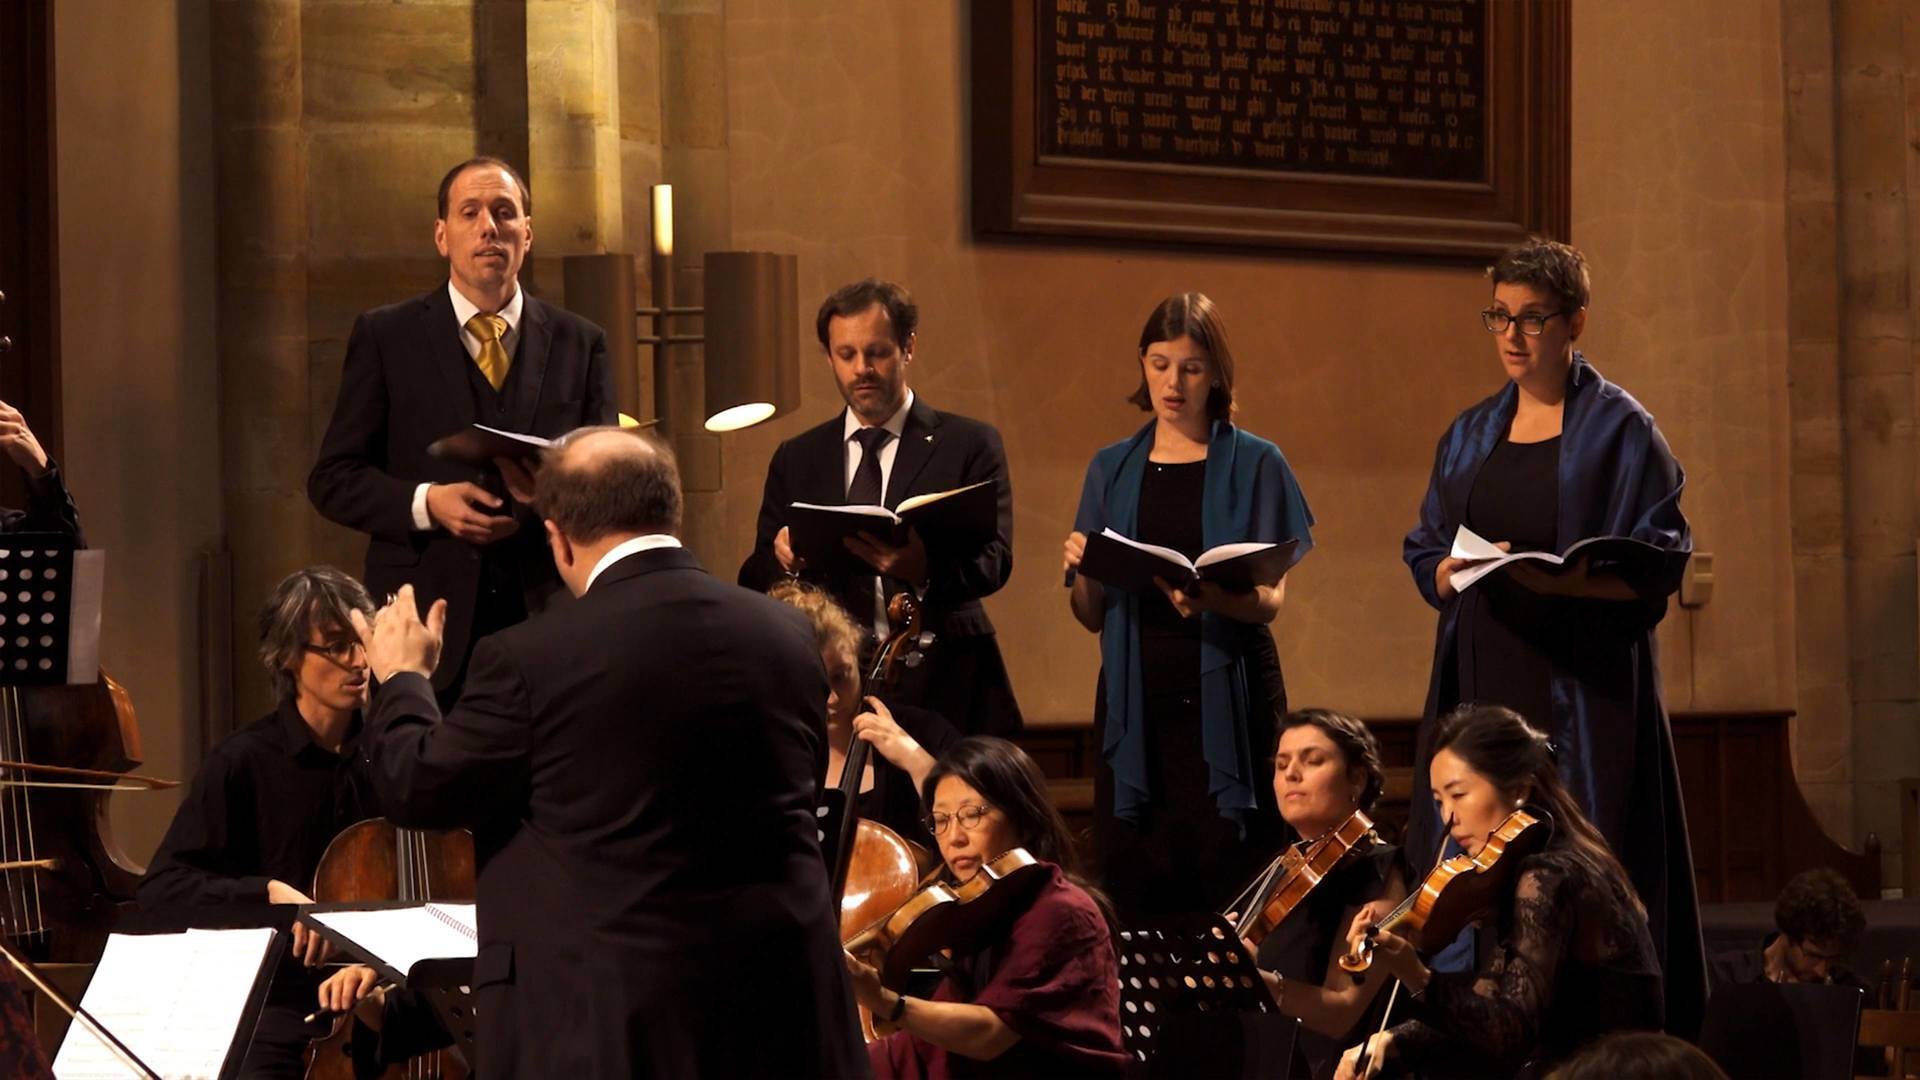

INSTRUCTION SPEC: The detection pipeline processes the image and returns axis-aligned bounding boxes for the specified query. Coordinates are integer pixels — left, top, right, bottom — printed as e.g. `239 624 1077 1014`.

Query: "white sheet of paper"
53 927 277 1080
1446 525 1568 594
307 903 477 980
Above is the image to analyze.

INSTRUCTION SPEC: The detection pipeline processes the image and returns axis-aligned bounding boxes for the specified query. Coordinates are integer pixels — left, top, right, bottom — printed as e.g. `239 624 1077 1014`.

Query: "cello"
826 593 939 1040
302 823 476 1079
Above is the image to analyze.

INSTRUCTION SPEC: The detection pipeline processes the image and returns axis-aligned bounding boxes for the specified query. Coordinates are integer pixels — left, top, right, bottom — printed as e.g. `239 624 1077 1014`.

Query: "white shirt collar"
842 388 915 444
448 280 525 334
585 533 684 592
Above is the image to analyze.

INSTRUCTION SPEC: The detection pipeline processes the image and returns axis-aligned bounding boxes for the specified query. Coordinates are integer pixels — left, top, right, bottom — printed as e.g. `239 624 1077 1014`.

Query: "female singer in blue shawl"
1401 238 1705 1037
1063 293 1314 919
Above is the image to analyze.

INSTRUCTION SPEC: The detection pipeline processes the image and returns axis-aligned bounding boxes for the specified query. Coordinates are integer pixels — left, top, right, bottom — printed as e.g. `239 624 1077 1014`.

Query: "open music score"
50 928 278 1080
300 903 477 984
1041 0 1488 181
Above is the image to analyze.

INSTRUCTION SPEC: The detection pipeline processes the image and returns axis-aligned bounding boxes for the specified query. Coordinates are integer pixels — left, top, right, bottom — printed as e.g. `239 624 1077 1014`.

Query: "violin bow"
1351 812 1456 1075
0 759 179 791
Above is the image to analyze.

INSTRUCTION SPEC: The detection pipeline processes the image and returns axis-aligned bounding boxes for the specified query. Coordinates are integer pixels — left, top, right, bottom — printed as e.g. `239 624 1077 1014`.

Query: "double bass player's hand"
351 585 447 683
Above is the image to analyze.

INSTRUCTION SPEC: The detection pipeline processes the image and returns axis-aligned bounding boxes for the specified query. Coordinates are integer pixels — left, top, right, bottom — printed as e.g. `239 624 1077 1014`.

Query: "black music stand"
1114 913 1298 1079
0 535 104 686
1700 981 1865 1080
298 902 478 1072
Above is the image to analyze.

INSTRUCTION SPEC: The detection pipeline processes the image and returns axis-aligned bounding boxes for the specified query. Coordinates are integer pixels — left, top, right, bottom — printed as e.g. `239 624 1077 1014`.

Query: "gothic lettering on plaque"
1041 0 1487 182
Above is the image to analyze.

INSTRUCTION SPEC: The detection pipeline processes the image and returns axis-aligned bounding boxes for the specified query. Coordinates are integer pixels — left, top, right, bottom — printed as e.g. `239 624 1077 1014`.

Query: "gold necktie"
465 312 511 390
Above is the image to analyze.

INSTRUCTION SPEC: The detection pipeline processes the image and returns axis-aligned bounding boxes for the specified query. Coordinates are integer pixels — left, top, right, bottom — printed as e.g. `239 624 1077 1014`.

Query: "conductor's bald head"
536 427 682 595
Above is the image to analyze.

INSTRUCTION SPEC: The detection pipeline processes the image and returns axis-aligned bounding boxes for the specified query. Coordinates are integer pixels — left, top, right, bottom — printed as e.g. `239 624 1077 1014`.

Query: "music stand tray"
1114 913 1298 1079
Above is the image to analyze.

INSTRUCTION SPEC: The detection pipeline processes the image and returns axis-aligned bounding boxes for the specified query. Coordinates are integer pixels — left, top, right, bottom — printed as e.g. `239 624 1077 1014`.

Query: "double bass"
0 674 159 962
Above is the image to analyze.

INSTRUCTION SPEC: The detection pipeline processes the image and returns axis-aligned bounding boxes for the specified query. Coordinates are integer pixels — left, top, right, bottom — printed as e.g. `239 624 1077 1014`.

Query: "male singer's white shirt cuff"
411 483 433 531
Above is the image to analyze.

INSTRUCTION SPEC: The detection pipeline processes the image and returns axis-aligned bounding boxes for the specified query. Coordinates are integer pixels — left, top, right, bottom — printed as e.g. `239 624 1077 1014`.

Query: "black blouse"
1382 848 1664 1078
1256 841 1402 1080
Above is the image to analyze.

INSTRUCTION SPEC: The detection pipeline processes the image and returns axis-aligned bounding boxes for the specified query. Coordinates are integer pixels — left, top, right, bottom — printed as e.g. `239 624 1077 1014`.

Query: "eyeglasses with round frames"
925 803 994 837
1481 308 1572 336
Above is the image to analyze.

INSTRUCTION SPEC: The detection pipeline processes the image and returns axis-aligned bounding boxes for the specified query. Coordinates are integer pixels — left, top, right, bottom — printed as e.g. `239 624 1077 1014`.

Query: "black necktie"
848 427 891 506
847 427 893 638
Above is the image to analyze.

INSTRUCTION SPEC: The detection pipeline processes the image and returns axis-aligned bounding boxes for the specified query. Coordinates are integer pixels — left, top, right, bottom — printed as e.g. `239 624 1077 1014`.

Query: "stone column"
211 0 312 720
659 0 731 565
1834 0 1918 885
1781 0 1855 841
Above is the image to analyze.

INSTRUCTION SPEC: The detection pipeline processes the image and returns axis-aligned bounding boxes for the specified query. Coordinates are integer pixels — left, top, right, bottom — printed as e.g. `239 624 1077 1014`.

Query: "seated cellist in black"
138 567 381 1078
769 580 958 849
1242 709 1407 1080
0 398 81 541
1333 706 1662 1080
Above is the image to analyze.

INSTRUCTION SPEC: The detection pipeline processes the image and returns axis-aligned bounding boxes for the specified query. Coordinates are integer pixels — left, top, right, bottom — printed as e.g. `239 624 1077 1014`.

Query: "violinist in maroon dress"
845 737 1129 1078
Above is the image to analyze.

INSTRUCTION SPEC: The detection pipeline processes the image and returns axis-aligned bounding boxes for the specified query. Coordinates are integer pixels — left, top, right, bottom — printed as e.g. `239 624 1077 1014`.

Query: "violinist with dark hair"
1333 706 1662 1080
1233 709 1406 1080
845 736 1130 1078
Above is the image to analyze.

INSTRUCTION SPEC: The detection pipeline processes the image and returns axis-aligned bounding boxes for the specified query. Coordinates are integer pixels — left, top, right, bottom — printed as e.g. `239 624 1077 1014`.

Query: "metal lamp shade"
703 251 800 432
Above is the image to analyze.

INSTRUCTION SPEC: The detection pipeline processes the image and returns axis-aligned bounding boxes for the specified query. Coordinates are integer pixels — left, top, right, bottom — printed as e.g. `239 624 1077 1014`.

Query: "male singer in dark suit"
308 156 615 703
738 279 1022 736
351 427 867 1078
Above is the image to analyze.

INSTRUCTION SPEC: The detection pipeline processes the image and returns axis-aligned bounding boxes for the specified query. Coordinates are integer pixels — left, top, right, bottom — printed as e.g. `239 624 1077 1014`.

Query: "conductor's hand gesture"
351 584 447 683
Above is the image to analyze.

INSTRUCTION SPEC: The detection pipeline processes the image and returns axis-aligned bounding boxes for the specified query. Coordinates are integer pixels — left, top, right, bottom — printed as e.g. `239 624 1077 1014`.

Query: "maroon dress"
870 863 1130 1078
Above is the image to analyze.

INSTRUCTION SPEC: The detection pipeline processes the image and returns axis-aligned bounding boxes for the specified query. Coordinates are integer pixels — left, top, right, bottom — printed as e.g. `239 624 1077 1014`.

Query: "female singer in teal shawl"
1072 419 1313 826
1401 239 1705 1038
1064 295 1314 864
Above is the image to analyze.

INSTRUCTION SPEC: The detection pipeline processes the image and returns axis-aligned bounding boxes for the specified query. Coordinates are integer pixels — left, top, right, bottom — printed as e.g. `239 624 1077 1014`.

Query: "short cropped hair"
1489 237 1590 314
437 156 532 219
1275 709 1387 813
535 427 681 543
1775 867 1866 951
257 567 374 701
815 279 918 350
1128 292 1237 420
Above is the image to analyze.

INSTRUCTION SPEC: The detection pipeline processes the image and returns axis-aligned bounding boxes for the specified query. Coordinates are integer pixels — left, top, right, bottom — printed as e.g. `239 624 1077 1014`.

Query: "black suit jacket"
739 397 1023 734
364 546 868 1079
739 397 1012 637
307 286 615 691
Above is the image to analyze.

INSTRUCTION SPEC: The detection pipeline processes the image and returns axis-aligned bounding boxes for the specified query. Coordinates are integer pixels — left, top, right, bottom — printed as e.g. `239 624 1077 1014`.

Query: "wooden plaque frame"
971 1 1570 259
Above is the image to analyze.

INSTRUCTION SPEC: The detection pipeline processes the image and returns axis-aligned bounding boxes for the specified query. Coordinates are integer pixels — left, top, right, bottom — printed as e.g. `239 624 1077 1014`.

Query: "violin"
844 847 1052 994
1337 808 1549 978
1229 809 1377 950
828 594 938 1040
302 822 476 1079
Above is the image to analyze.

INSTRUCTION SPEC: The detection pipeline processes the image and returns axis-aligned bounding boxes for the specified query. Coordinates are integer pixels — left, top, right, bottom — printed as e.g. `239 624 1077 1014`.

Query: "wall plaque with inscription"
973 0 1569 258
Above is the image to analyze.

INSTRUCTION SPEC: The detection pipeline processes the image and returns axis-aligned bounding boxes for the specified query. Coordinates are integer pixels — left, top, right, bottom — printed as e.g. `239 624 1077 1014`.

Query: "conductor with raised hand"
353 427 866 1079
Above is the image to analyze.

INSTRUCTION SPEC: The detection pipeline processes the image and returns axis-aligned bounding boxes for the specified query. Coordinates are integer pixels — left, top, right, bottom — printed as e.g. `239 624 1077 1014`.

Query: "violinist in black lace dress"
1333 706 1662 1080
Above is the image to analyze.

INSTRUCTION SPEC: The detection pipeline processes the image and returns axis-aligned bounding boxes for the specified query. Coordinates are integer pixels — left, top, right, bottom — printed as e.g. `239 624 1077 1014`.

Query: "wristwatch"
886 993 909 1023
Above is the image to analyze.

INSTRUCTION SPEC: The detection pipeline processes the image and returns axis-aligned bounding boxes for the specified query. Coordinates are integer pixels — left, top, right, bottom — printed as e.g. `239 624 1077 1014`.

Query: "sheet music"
53 927 277 1079
309 903 477 979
